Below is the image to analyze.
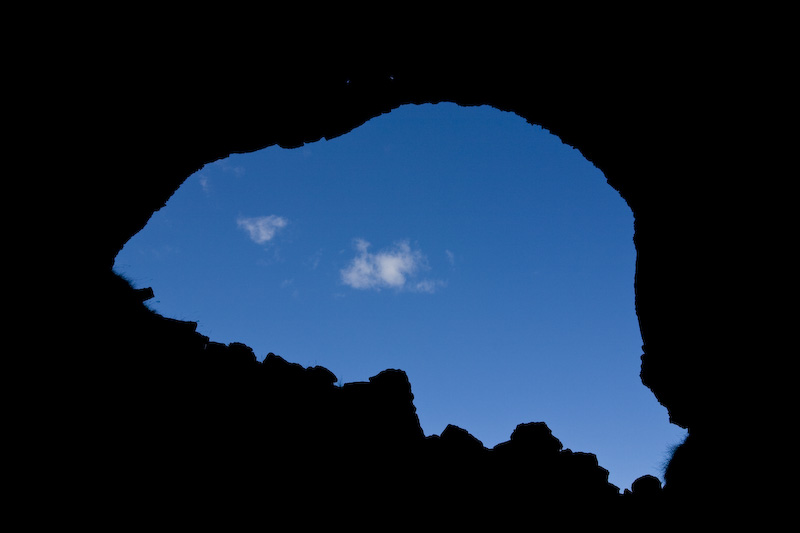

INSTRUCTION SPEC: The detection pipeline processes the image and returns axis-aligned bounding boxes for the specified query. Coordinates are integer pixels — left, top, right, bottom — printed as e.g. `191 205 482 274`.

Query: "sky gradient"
113 102 687 491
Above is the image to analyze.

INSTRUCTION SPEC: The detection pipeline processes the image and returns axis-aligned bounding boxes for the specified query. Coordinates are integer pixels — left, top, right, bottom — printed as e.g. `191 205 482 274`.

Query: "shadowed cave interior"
31 41 782 528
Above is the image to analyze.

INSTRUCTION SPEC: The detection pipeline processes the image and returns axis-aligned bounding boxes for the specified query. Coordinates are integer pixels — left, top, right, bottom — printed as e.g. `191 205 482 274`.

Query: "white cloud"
237 215 288 244
199 176 211 194
413 279 447 293
340 239 443 292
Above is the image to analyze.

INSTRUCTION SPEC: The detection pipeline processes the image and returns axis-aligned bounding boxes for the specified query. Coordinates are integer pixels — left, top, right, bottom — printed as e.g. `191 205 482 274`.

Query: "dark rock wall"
14 13 787 529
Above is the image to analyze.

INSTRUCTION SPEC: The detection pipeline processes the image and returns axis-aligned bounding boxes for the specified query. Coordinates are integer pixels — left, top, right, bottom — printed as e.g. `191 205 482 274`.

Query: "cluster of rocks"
79 273 670 527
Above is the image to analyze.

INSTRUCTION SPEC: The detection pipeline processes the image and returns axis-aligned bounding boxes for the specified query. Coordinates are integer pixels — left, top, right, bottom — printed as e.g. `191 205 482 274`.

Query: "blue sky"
113 102 687 491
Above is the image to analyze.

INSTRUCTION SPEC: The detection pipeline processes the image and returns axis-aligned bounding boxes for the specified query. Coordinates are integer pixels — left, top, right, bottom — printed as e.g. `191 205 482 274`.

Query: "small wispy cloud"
413 278 447 293
237 215 288 244
280 278 300 299
340 239 444 293
305 248 323 270
213 160 246 177
445 249 455 266
199 175 211 194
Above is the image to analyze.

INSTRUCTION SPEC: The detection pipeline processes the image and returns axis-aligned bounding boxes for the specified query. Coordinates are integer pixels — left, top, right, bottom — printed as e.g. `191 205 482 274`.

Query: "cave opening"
112 102 686 491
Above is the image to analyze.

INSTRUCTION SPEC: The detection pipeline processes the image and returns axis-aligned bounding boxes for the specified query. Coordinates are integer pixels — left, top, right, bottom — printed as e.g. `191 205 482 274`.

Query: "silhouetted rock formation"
16 14 786 529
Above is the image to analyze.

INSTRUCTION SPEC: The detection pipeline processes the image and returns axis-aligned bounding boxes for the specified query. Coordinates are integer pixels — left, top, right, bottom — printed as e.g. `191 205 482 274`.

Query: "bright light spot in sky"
114 102 687 491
